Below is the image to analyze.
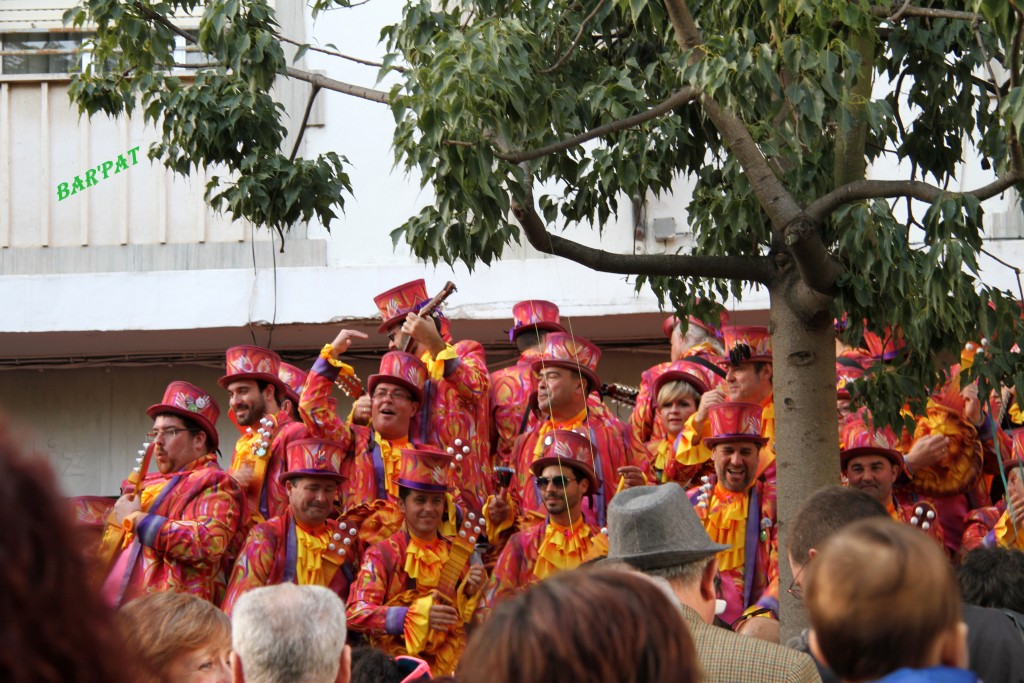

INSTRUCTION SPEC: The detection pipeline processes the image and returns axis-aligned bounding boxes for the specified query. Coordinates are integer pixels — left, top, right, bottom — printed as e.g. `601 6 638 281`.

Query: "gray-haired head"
605 483 728 570
232 584 347 683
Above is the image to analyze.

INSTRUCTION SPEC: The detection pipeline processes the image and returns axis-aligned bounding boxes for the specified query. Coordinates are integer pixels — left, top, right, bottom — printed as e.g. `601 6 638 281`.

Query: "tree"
67 0 1024 634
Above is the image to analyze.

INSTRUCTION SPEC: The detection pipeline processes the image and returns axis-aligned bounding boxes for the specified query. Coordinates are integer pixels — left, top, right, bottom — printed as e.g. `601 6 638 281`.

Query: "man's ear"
699 557 718 601
231 652 245 683
335 644 352 683
807 547 817 562
578 475 590 496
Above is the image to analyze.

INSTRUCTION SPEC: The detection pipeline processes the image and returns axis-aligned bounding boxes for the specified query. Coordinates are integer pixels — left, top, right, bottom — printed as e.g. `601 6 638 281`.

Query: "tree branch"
782 216 844 296
662 0 805 232
275 33 407 73
284 67 389 103
494 86 699 162
805 172 1024 223
132 3 391 103
510 188 772 283
868 4 980 22
539 0 606 74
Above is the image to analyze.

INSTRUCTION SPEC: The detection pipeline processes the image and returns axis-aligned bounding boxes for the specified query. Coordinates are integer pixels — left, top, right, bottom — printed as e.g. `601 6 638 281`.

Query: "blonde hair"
805 518 961 681
656 380 700 409
119 591 230 683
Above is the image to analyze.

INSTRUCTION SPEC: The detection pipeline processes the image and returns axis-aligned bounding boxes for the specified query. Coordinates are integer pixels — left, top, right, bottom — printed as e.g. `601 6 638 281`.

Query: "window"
1 32 82 75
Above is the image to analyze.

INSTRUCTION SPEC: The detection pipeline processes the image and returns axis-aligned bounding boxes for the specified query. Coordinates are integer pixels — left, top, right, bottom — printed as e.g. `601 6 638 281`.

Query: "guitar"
334 368 366 398
601 382 639 407
96 438 155 571
401 281 457 353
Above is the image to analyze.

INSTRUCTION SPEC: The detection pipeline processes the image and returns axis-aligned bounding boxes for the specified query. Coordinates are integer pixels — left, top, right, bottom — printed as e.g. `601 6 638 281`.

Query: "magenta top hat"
278 362 307 406
529 429 599 491
839 416 902 470
219 345 287 396
373 279 428 334
509 300 565 341
393 446 454 493
367 351 428 403
653 360 711 398
147 381 221 452
280 438 345 483
531 332 602 393
704 402 768 448
720 326 772 366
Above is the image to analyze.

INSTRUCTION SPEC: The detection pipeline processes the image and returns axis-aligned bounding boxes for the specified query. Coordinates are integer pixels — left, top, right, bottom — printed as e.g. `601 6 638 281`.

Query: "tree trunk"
769 280 840 642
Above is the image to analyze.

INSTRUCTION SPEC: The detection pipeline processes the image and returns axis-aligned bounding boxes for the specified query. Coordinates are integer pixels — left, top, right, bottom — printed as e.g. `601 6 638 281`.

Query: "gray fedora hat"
605 483 729 570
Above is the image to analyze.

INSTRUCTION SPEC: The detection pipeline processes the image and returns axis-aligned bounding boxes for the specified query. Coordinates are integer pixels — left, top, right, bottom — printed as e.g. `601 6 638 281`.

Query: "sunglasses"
534 475 577 488
395 655 432 682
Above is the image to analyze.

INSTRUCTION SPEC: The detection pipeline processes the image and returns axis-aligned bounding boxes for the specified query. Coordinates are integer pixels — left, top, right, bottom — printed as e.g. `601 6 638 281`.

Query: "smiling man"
673 326 777 484
688 402 779 629
102 381 245 607
346 447 486 677
221 438 352 614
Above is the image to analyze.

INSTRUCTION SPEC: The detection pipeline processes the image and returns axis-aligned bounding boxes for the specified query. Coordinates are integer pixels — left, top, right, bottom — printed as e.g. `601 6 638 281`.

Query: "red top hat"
374 279 428 334
720 326 772 366
280 438 345 483
146 381 221 452
836 358 865 400
367 351 428 403
839 416 902 470
278 362 307 406
531 332 601 393
509 300 565 341
863 324 905 362
653 360 710 398
394 446 453 493
219 346 287 397
704 402 768 448
529 429 599 491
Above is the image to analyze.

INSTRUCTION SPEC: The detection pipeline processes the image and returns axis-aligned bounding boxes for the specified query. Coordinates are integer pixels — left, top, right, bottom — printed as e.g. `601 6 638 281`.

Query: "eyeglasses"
372 389 413 403
146 427 194 440
394 656 431 683
535 475 577 488
787 564 805 601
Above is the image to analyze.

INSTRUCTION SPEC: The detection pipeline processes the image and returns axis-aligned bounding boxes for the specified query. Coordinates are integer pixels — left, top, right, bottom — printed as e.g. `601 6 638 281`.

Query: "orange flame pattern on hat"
394 446 453 492
839 415 902 468
373 279 428 330
283 438 344 481
226 346 280 377
721 326 771 364
705 402 768 447
512 300 563 330
539 332 600 371
836 361 865 399
279 362 307 403
863 324 905 362
367 351 428 403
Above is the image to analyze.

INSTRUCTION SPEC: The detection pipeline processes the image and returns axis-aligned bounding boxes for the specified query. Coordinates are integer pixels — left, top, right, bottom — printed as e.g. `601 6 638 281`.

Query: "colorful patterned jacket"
960 501 1024 551
473 516 606 624
489 348 544 464
411 341 492 517
228 411 308 523
220 508 355 614
688 478 778 626
103 455 245 606
346 529 478 677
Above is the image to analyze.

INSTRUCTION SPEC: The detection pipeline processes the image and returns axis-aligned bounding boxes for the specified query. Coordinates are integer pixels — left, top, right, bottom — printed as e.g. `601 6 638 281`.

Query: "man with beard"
840 413 944 545
221 345 308 523
688 402 778 628
346 447 486 677
473 430 607 622
101 381 245 606
221 438 353 613
484 332 650 542
673 326 777 482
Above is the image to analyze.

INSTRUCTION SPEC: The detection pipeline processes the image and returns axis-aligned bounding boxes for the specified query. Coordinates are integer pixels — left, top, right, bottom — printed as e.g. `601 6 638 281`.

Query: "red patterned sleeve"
221 521 280 614
300 357 356 450
346 540 406 636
